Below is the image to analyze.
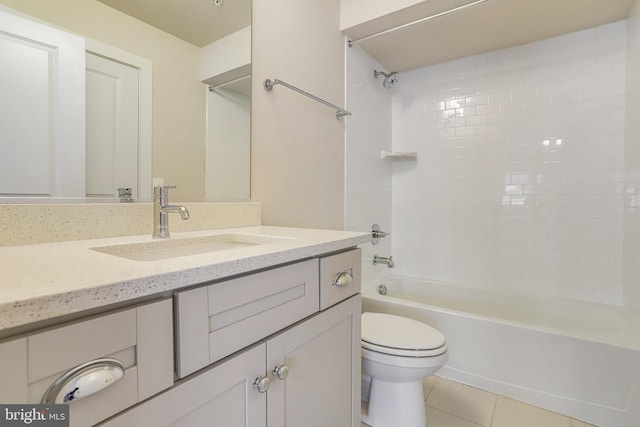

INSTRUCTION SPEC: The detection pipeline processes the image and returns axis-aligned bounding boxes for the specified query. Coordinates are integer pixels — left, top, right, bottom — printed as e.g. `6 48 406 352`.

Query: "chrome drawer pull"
41 358 125 404
333 271 353 287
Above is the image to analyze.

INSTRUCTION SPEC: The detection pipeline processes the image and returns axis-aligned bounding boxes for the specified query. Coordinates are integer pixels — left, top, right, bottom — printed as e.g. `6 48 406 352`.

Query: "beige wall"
252 0 346 229
625 0 640 322
624 0 640 414
0 0 205 201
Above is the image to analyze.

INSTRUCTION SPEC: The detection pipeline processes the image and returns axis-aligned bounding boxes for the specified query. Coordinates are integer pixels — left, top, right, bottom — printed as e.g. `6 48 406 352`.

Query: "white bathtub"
362 276 640 427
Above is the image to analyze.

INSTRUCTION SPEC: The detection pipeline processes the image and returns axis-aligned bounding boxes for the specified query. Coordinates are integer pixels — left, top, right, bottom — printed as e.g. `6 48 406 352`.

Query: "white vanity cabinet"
103 248 362 427
99 343 267 427
266 294 361 427
101 295 361 427
0 298 173 427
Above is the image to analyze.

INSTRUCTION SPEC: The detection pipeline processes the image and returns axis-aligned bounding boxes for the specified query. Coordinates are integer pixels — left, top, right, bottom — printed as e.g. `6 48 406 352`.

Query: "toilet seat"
361 312 448 427
362 312 446 357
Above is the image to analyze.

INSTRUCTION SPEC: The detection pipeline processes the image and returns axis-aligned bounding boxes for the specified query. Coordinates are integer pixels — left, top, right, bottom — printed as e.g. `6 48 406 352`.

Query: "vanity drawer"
319 248 362 310
0 299 174 427
175 259 320 378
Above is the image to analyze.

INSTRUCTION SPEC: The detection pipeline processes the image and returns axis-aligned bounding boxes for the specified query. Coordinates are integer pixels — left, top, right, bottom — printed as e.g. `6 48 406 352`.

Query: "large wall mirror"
0 0 251 203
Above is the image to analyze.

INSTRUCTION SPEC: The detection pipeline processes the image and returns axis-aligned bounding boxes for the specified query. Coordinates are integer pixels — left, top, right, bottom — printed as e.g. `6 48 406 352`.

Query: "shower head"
374 70 399 89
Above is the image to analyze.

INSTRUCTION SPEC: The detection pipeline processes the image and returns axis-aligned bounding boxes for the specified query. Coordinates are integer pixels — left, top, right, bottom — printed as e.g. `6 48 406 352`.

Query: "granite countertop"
0 226 370 334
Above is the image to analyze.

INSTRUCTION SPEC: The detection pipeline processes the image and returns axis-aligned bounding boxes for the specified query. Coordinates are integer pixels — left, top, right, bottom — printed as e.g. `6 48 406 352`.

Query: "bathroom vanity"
0 226 369 426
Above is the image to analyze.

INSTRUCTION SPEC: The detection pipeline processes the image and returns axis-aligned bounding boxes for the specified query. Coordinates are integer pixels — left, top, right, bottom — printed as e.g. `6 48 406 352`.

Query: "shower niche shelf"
381 150 418 160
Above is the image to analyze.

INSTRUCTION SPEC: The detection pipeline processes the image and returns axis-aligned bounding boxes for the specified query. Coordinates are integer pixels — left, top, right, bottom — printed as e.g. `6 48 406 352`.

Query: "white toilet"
361 312 448 427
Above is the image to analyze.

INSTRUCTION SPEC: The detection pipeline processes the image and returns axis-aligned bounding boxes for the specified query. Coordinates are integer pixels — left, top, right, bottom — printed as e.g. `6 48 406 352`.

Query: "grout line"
424 376 439 401
424 376 598 427
489 393 498 427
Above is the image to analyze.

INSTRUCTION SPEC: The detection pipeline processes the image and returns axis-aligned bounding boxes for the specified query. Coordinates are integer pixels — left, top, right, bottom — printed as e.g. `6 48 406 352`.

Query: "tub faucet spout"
153 185 190 238
373 255 394 268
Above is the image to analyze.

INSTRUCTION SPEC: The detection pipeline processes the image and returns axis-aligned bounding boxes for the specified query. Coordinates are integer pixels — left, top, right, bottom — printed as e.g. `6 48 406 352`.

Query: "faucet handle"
157 185 176 191
154 185 177 197
371 223 390 245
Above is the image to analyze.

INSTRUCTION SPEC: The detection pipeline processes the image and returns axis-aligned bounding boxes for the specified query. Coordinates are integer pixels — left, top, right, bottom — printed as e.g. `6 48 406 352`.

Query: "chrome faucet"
153 185 190 238
373 255 394 268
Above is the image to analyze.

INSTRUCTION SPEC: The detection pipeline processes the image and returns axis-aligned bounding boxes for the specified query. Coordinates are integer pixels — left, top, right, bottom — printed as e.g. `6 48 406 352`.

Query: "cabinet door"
100 343 266 427
266 295 361 427
26 299 173 427
0 338 27 403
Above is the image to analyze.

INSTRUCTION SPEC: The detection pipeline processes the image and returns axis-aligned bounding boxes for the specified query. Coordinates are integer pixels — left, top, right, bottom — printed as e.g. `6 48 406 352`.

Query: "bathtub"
362 276 640 427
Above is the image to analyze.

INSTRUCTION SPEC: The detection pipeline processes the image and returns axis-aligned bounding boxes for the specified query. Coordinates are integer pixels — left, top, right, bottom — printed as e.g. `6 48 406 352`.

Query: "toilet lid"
361 312 446 357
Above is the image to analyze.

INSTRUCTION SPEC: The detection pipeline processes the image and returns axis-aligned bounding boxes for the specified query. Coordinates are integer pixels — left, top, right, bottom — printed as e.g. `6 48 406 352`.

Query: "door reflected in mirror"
0 0 251 202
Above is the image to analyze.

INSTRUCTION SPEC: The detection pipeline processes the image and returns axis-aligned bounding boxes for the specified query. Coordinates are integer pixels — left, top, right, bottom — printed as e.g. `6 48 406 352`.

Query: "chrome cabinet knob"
333 271 353 287
253 376 270 393
272 364 289 381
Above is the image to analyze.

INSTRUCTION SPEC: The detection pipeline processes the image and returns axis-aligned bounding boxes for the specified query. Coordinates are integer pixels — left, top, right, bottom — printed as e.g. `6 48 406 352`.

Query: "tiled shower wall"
390 21 627 304
345 45 393 286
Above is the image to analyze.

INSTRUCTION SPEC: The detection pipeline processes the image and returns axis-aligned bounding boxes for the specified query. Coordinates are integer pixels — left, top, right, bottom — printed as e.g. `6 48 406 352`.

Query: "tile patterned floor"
362 376 597 427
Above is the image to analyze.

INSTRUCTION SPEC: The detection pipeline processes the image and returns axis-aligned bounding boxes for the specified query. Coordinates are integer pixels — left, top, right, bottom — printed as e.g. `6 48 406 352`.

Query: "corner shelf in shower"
381 150 418 160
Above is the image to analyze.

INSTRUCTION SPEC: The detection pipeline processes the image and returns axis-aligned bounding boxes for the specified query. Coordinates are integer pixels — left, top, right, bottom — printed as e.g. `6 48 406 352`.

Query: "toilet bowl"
361 312 448 427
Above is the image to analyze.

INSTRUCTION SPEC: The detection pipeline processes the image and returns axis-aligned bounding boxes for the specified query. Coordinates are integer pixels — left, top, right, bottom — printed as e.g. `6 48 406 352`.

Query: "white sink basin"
90 233 293 262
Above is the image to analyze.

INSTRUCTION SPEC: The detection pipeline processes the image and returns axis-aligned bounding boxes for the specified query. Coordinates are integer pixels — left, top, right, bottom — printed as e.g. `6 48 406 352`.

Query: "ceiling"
98 0 250 47
97 0 635 72
343 0 636 72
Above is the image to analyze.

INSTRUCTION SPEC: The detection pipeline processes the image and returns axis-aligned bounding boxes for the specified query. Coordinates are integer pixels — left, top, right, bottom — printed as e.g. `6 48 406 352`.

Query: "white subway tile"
488 91 512 103
499 99 524 112
446 98 466 109
465 94 488 106
440 128 456 138
466 115 488 126
550 90 581 105
456 106 477 117
523 95 551 109
440 109 456 120
389 20 627 304
476 103 500 115
455 126 477 137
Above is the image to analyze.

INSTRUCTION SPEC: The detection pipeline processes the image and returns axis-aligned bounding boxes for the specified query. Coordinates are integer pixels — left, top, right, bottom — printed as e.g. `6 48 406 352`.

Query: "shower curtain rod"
349 0 492 45
263 78 352 120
